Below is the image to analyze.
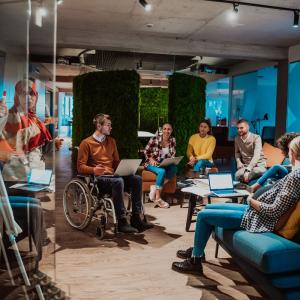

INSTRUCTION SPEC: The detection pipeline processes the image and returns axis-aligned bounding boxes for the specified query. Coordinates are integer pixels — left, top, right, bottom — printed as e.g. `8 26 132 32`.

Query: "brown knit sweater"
77 135 120 175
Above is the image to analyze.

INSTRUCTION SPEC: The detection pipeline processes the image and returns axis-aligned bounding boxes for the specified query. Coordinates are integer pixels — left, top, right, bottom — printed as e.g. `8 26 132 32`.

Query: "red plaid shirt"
143 133 176 168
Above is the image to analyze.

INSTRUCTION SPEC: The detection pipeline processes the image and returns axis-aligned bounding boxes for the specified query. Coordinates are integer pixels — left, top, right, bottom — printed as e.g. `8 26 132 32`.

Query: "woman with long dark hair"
144 123 177 208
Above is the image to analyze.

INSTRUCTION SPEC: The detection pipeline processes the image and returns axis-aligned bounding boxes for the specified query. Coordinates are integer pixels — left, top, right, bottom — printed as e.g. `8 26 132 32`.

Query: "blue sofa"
214 227 300 300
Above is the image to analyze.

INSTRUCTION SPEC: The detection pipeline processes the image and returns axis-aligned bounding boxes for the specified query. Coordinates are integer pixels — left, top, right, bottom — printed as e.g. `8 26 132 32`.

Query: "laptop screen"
209 173 234 190
29 169 52 185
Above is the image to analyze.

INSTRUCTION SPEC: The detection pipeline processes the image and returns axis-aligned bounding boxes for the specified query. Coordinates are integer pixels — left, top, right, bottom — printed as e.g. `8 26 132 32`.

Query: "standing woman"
187 119 216 172
144 123 177 208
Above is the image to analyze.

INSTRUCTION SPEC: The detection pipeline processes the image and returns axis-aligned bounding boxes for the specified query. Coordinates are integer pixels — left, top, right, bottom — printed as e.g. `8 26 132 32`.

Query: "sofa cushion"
270 272 300 289
277 200 300 240
215 227 300 274
262 142 285 168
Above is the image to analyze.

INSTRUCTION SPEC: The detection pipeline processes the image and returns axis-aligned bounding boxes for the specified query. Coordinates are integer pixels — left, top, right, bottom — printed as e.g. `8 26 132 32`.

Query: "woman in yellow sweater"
187 119 216 172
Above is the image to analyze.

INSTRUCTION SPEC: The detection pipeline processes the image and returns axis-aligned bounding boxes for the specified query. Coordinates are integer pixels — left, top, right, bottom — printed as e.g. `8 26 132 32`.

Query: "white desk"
181 178 250 198
181 179 249 232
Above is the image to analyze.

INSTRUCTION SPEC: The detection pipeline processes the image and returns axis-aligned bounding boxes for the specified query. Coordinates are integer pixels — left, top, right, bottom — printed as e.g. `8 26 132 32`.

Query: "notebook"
208 173 242 197
10 169 53 192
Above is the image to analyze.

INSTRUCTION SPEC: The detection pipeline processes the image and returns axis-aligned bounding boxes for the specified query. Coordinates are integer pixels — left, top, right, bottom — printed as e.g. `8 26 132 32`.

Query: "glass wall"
229 66 277 138
206 77 230 126
58 93 73 137
0 1 57 299
287 61 300 132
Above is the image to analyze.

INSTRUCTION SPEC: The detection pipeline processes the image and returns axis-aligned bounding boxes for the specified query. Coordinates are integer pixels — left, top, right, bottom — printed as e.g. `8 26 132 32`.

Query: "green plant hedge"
168 73 206 170
139 87 168 133
72 70 140 161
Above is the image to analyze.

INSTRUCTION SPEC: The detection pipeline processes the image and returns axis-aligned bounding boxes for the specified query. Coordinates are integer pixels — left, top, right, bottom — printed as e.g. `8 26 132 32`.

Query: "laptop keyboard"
215 190 237 194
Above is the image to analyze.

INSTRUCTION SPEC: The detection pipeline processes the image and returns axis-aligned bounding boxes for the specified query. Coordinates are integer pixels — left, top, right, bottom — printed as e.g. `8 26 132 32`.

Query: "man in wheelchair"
77 113 153 234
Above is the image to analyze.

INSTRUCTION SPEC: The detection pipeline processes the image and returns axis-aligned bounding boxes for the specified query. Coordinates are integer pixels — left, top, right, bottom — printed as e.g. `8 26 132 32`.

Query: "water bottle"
0 90 7 117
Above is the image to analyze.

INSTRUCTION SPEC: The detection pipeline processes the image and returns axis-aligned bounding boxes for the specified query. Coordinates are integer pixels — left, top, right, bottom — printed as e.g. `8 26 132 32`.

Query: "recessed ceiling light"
146 23 154 28
139 0 152 12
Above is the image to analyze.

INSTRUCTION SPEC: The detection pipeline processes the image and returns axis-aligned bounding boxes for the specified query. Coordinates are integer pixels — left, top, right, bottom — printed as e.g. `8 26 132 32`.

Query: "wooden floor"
48 140 270 300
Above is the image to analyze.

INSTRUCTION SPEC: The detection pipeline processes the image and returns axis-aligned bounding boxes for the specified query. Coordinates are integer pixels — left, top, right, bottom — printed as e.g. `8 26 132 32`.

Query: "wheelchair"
63 174 118 239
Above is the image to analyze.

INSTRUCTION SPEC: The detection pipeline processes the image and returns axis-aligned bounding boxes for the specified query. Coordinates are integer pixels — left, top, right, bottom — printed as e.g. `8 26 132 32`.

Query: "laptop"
208 173 242 197
10 169 53 192
159 156 183 167
111 159 142 177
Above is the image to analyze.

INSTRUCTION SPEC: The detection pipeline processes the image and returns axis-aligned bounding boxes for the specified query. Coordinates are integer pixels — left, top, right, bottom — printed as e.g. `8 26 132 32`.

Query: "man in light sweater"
77 113 153 234
235 119 266 183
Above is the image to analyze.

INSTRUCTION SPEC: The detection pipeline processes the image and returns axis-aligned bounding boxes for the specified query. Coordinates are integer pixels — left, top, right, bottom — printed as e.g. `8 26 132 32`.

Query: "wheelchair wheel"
63 178 92 230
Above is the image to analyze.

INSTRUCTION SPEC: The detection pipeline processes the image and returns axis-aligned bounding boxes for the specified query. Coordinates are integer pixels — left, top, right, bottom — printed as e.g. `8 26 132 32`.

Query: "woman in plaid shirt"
144 123 177 208
172 135 300 275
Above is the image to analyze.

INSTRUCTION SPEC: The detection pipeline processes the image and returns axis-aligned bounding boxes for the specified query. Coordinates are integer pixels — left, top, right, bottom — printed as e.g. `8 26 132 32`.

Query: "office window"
205 77 229 126
287 61 300 132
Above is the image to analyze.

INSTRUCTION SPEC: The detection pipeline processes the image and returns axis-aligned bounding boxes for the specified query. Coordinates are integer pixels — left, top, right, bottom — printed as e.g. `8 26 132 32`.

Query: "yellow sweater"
186 134 216 161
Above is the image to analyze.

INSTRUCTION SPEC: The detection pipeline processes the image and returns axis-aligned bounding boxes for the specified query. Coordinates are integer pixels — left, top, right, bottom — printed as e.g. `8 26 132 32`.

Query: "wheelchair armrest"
77 174 97 185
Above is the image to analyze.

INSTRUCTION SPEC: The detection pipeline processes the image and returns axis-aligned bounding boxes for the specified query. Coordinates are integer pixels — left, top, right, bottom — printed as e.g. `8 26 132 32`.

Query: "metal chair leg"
215 242 219 258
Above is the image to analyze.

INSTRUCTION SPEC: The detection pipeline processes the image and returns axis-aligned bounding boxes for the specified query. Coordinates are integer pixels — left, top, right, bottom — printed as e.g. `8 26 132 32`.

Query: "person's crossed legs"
172 203 247 274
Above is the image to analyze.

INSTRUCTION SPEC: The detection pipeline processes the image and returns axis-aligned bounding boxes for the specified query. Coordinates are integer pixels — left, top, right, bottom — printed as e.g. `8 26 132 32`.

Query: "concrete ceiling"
1 0 300 89
2 0 300 59
52 0 300 60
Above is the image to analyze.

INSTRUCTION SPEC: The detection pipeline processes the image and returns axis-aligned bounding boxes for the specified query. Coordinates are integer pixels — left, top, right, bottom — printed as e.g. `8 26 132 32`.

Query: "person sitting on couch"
186 119 216 173
144 123 177 209
235 119 266 183
77 113 153 233
172 135 300 275
249 132 300 193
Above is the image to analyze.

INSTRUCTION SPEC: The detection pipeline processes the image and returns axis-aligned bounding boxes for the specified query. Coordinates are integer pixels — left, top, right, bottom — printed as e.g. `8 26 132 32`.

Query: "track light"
139 0 152 12
35 2 47 27
233 2 239 13
293 10 299 28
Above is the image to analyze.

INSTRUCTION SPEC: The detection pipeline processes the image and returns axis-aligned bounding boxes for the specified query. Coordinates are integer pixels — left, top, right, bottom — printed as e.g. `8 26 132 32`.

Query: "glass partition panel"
0 1 57 298
287 61 300 132
206 77 229 126
229 66 277 139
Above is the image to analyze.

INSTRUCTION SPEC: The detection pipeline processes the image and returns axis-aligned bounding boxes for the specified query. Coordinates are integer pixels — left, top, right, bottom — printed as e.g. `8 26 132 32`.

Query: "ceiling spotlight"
139 0 152 12
293 10 299 28
233 2 239 13
57 0 64 5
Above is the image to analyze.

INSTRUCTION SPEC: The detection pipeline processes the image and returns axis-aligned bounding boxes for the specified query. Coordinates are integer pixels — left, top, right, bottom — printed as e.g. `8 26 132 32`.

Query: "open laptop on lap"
10 169 53 192
102 159 142 177
208 173 242 197
159 156 183 167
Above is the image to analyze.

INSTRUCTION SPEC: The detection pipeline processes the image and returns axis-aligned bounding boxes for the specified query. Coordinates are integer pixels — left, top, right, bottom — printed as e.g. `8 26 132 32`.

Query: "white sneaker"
149 185 156 202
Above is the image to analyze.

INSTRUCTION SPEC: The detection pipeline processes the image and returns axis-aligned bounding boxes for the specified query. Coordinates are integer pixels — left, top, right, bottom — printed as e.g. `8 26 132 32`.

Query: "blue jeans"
146 164 177 188
192 203 248 257
96 175 142 219
193 159 213 172
257 164 288 186
6 196 44 265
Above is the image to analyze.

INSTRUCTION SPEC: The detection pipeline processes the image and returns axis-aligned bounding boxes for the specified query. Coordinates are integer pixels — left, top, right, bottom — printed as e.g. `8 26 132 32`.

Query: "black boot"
130 214 154 232
176 247 205 261
172 257 203 275
118 217 138 234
